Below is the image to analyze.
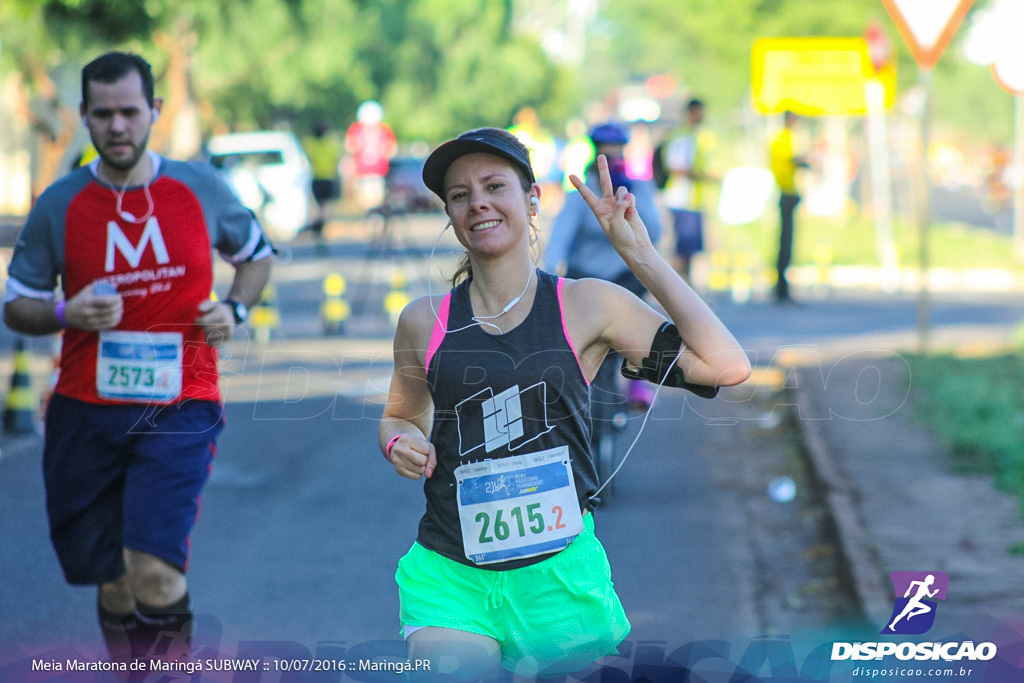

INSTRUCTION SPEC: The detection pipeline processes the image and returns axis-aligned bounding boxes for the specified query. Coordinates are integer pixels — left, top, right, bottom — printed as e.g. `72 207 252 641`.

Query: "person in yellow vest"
509 107 559 195
303 120 343 254
769 111 810 304
78 141 99 167
559 117 595 193
661 99 714 282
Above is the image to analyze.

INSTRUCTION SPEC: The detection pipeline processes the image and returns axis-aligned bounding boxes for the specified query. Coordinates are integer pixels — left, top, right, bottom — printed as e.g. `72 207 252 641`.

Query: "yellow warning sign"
752 37 896 116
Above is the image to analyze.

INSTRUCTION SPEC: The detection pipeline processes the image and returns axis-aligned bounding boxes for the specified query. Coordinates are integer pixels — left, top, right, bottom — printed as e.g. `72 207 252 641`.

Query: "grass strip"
904 352 1024 536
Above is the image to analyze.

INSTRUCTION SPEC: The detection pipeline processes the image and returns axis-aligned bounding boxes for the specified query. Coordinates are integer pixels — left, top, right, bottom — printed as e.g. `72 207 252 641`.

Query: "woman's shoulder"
395 294 450 346
557 275 623 306
555 276 645 355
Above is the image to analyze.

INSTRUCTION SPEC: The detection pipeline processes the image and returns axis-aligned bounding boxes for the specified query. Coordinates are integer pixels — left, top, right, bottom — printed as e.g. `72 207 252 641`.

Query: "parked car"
204 131 313 242
382 156 441 214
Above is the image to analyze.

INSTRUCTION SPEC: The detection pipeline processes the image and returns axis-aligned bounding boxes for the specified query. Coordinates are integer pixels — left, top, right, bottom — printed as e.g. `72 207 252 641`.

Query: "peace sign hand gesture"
568 154 655 260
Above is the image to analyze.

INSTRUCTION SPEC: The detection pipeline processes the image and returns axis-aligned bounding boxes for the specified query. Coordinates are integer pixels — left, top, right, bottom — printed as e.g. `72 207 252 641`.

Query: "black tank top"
418 269 598 570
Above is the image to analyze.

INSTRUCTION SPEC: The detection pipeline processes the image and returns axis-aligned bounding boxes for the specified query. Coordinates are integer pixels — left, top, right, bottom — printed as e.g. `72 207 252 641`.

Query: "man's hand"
195 299 235 347
65 282 124 331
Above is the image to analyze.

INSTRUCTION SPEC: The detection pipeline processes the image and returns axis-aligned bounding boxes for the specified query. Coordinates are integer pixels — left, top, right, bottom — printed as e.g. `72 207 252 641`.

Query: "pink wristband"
385 435 402 463
54 301 68 328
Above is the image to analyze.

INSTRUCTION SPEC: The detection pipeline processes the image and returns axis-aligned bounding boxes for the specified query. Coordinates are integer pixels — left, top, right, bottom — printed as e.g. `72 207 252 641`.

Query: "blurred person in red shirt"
346 100 397 211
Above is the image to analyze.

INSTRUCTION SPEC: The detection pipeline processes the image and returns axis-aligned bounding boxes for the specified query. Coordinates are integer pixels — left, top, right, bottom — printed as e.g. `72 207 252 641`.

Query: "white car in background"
205 131 313 242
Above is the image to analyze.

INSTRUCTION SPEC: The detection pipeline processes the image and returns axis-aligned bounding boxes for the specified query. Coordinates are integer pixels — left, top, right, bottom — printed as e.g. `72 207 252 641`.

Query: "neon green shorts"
396 514 631 676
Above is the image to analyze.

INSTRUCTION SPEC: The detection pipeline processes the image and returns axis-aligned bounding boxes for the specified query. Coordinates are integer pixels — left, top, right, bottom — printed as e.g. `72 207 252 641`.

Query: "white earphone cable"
96 158 155 224
589 345 686 500
426 199 689 499
427 218 535 335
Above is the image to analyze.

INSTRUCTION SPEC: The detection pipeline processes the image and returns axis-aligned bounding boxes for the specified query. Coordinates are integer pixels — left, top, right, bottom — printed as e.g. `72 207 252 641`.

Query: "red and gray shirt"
5 152 273 405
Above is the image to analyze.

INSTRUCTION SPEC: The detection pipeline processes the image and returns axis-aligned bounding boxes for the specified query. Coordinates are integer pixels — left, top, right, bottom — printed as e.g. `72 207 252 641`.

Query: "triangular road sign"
989 1 1024 95
992 59 1024 96
881 0 974 69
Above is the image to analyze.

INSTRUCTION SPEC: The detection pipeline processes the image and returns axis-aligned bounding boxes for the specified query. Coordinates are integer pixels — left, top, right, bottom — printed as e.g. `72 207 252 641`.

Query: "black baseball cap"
422 128 535 201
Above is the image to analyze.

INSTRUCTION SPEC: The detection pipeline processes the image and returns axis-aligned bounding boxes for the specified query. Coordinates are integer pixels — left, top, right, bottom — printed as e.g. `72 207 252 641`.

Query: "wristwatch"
223 299 249 325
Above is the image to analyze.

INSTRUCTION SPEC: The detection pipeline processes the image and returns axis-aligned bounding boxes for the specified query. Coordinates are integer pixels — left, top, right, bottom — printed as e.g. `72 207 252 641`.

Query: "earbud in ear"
151 109 160 124
82 115 89 126
530 197 539 206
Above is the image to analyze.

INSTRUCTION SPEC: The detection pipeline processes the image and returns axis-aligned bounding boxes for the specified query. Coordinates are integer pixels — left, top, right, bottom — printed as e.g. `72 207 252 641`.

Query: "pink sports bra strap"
424 293 451 371
557 277 590 386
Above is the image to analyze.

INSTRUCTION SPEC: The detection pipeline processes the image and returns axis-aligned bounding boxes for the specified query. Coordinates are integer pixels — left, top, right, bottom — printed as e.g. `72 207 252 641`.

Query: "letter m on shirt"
105 218 170 271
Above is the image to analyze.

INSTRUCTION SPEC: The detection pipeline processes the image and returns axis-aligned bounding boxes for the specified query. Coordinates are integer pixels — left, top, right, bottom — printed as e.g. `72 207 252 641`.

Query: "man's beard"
97 131 150 174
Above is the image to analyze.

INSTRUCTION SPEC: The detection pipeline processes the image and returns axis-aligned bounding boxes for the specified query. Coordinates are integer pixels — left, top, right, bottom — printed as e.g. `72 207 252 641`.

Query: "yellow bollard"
250 283 281 344
321 272 351 335
383 268 410 327
706 251 732 293
4 338 40 434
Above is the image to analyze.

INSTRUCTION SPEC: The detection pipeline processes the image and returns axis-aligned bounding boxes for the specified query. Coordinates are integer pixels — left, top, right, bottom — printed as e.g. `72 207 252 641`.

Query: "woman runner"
379 127 750 680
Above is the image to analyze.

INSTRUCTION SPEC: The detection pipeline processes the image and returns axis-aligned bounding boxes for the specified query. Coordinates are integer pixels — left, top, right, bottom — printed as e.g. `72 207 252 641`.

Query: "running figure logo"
485 475 512 496
881 571 949 635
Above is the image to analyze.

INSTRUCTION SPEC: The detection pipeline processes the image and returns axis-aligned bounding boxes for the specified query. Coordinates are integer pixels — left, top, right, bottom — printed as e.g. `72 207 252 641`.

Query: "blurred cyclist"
543 122 663 410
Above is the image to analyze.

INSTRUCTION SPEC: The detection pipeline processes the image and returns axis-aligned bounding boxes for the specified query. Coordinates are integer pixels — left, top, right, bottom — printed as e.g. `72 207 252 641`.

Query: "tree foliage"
190 0 570 142
1 1 573 159
0 0 1014 193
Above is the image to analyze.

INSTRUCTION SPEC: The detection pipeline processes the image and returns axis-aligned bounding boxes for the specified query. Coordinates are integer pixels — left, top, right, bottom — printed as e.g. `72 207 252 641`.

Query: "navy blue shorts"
312 178 341 204
671 209 704 257
43 394 224 585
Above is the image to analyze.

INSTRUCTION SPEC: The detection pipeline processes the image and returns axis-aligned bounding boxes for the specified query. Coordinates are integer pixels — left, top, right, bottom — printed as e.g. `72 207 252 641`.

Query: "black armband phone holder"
620 322 719 399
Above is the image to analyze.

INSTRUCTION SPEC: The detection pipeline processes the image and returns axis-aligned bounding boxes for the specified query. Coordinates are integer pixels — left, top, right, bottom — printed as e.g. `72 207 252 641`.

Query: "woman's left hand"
569 154 653 258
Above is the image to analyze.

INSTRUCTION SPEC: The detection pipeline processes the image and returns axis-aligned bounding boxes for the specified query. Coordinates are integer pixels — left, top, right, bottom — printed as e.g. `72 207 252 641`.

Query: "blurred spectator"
78 141 99 167
560 117 595 192
660 98 715 282
769 110 810 304
624 123 655 182
346 101 397 211
303 120 343 253
509 107 559 191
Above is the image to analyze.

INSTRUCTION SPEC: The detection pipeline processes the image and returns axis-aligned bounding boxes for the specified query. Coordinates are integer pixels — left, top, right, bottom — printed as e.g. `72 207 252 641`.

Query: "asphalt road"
0 376 865 682
2 218 1024 681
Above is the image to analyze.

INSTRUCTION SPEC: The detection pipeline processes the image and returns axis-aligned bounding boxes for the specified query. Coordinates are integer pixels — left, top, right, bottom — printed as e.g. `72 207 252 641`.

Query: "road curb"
790 368 893 628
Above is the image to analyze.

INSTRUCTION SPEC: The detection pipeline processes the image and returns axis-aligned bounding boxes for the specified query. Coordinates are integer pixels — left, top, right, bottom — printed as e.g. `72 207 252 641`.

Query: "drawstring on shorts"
487 571 509 610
